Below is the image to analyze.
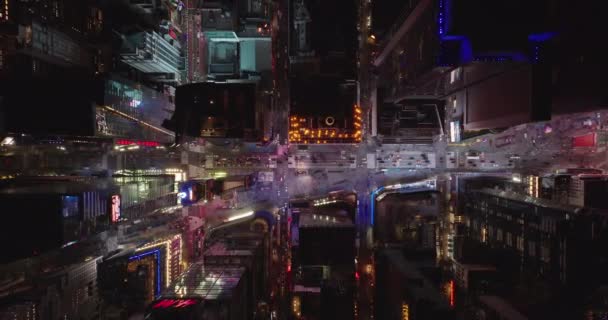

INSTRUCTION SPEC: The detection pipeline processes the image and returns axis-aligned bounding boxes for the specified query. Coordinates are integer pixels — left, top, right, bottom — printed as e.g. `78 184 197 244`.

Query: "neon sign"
111 195 121 222
129 99 142 107
115 139 160 147
152 299 198 309
129 249 162 296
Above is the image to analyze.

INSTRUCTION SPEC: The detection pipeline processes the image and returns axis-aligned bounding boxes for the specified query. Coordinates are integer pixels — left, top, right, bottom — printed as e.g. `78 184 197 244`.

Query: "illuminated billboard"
178 181 205 206
133 234 183 294
449 120 462 143
111 195 121 223
570 132 608 150
152 299 200 309
62 196 80 218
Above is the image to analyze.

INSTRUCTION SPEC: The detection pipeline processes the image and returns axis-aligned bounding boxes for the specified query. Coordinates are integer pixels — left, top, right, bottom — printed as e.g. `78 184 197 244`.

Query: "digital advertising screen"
111 195 121 223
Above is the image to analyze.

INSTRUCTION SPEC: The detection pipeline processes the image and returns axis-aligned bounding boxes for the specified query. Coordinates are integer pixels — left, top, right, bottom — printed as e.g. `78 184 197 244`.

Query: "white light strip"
225 211 254 222
102 105 175 137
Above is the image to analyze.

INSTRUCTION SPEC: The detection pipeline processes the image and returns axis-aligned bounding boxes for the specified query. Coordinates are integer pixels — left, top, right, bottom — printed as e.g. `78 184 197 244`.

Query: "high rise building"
0 256 103 320
98 233 184 313
168 81 267 142
0 179 118 264
96 76 176 144
288 0 357 77
463 188 608 302
370 0 608 143
120 31 185 81
568 175 608 209
288 77 361 144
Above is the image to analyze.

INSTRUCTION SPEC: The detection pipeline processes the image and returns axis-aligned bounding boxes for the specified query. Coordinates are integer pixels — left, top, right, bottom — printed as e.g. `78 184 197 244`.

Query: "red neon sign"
152 299 198 309
115 139 161 147
449 280 454 307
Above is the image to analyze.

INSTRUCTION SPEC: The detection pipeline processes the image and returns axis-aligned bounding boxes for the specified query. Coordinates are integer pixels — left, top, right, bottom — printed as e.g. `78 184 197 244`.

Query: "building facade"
120 31 184 81
461 188 608 318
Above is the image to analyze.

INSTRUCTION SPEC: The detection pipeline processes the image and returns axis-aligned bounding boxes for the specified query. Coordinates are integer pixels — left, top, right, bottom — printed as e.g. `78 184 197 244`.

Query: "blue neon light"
438 0 446 36
528 32 556 63
370 186 385 226
473 51 527 63
459 37 473 63
528 32 556 42
370 192 374 225
437 0 475 66
129 249 162 297
441 35 465 41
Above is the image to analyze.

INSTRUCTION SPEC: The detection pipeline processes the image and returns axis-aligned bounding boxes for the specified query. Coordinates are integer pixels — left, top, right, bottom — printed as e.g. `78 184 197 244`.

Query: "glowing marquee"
136 234 184 289
152 299 198 309
289 105 362 144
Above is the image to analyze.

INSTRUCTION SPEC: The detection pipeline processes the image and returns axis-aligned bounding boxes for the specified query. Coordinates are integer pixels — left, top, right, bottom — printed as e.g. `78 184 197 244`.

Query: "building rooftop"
298 213 354 228
161 263 245 300
204 242 254 258
0 178 117 195
478 296 528 320
382 249 449 308
477 188 581 214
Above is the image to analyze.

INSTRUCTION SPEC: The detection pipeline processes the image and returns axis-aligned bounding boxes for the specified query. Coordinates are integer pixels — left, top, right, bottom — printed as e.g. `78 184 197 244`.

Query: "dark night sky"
371 0 410 38
450 0 550 52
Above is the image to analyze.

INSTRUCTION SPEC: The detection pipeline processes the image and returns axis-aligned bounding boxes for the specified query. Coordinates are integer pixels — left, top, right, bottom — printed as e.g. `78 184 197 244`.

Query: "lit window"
401 302 409 320
528 241 536 257
516 236 524 251
450 67 461 84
